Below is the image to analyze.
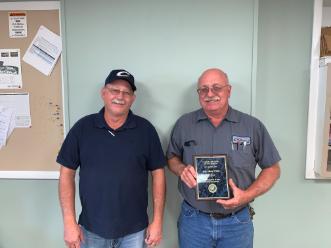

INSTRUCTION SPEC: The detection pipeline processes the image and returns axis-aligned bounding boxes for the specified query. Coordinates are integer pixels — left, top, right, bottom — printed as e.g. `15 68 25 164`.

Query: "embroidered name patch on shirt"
232 135 251 144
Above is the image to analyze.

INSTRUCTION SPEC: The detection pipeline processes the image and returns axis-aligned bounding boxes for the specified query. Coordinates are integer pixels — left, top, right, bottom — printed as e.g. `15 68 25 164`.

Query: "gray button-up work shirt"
167 107 281 214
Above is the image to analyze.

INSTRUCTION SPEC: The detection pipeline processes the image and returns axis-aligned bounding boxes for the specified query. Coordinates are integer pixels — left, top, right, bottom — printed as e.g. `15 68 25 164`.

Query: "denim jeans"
178 201 254 248
80 226 146 248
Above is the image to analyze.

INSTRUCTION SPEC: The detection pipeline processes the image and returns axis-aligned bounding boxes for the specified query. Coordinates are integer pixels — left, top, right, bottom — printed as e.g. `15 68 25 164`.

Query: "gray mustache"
112 99 125 104
204 97 220 102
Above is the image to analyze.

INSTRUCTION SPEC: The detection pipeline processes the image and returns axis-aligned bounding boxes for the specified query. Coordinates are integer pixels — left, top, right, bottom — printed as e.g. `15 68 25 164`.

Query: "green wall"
1 1 330 248
63 2 255 248
255 0 331 247
0 180 62 248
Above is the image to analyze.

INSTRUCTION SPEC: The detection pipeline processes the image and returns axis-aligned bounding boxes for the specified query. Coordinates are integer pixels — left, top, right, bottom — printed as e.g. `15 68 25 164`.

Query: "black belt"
201 210 240 219
184 200 245 219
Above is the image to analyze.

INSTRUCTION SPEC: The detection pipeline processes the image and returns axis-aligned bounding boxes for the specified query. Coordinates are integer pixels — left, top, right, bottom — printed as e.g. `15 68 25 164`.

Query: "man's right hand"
64 222 84 248
179 164 197 188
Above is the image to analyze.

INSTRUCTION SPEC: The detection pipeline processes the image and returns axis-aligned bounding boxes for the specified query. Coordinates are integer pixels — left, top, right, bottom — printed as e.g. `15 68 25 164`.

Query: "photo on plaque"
194 154 230 200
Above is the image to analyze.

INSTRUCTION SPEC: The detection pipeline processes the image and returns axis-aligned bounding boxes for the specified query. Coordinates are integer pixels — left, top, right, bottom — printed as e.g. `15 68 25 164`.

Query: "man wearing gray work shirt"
167 68 281 248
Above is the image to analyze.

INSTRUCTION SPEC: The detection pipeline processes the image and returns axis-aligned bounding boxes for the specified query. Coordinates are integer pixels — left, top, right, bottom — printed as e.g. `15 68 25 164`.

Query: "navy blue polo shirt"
57 108 166 239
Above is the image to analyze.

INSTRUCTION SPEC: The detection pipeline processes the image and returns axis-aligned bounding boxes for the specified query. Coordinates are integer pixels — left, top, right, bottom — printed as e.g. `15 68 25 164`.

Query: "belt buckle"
209 212 228 219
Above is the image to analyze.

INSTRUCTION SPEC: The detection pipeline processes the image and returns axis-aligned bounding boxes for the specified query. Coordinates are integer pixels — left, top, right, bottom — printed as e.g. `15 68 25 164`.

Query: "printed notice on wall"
23 25 62 76
0 49 22 89
0 106 15 149
0 93 31 128
8 12 27 38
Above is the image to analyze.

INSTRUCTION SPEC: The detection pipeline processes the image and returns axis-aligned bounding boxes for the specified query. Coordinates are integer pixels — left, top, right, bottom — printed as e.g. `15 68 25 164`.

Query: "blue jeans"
178 201 254 248
80 226 146 248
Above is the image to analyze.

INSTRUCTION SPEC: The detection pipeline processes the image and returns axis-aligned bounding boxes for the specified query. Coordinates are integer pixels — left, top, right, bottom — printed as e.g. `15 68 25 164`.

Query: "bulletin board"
0 2 64 179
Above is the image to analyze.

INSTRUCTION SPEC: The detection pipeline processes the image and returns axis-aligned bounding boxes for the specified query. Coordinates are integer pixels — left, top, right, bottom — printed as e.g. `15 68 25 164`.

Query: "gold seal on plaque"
208 183 217 193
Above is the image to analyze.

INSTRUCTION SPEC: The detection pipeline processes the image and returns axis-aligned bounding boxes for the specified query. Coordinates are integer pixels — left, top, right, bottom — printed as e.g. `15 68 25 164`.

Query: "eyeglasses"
197 84 229 95
105 87 133 97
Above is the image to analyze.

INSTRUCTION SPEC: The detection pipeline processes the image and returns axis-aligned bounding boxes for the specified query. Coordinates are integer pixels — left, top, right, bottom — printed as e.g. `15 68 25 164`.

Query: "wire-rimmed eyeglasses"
197 84 229 95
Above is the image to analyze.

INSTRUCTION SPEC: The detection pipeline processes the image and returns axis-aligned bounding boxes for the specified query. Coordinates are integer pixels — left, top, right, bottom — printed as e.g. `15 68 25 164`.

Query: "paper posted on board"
0 106 15 149
0 49 22 89
8 12 27 38
23 25 62 76
0 93 31 129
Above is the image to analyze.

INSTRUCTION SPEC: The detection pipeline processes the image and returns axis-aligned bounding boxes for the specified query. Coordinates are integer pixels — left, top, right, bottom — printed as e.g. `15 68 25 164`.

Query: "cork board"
0 3 64 178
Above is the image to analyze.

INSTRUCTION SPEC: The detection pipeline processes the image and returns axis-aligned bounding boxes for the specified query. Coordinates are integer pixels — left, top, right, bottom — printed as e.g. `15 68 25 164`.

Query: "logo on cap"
116 71 130 77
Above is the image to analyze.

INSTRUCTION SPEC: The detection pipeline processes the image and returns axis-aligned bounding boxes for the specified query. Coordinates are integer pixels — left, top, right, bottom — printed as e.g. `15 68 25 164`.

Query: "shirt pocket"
229 149 255 168
182 142 198 165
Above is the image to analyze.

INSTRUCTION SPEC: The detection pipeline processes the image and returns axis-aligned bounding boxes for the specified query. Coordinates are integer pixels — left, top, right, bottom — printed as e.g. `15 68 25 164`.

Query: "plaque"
194 154 230 200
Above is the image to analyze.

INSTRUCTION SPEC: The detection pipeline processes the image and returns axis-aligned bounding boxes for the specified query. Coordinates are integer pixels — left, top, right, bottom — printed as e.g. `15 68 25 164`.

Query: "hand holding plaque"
194 154 230 200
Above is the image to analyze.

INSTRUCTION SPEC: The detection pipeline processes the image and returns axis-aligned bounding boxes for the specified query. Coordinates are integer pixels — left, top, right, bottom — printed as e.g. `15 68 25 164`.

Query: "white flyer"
0 93 31 128
8 12 27 38
23 25 62 76
0 49 22 89
0 106 15 149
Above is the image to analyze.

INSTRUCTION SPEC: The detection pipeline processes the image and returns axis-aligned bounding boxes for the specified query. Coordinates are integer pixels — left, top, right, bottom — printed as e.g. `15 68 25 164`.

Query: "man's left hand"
216 178 250 209
145 221 162 247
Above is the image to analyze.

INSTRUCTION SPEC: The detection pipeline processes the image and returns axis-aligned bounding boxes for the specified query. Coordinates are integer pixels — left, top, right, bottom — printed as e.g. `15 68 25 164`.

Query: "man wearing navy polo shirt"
57 69 166 248
167 68 281 248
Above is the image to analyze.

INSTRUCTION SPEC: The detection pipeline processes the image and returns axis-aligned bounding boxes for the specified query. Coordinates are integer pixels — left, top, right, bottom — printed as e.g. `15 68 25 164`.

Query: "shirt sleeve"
56 122 81 170
254 120 281 169
147 124 166 171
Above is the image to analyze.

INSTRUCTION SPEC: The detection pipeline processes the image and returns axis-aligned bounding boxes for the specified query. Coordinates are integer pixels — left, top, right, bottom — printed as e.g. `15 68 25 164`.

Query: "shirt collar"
195 106 240 123
196 108 209 121
94 107 137 130
224 106 240 123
